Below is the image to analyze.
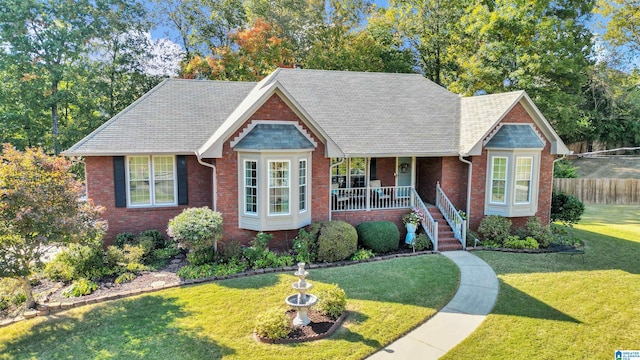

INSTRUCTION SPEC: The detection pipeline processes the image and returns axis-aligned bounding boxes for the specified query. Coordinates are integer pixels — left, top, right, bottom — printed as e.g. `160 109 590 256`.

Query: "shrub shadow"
2 295 234 359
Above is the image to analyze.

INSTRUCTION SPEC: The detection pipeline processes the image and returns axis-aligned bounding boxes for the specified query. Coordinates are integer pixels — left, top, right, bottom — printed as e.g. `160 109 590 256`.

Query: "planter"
405 222 418 245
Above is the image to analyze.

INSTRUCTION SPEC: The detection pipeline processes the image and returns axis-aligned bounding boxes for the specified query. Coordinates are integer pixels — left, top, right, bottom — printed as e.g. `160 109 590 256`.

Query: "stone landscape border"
254 311 347 344
0 250 436 328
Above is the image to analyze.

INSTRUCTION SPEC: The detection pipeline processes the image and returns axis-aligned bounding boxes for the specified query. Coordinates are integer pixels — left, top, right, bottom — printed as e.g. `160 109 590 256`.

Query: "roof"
64 68 569 157
233 124 315 150
485 124 545 149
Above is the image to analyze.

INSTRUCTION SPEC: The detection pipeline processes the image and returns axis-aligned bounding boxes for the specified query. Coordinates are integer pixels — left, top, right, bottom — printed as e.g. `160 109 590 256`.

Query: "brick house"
63 69 570 251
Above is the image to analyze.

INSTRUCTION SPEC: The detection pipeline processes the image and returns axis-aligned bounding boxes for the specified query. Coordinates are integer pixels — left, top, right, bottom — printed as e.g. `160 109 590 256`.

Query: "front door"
396 157 412 198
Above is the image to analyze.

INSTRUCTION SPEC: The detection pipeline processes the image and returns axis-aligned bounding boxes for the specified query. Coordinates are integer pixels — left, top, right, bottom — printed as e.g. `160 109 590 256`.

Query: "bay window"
485 151 540 217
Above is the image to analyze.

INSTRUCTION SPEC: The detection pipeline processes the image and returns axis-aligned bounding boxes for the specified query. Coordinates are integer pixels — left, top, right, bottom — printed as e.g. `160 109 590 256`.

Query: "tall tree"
449 0 594 142
596 0 640 59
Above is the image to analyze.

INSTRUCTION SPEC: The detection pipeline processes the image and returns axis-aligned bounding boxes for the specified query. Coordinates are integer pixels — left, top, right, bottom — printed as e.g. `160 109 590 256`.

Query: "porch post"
366 157 371 211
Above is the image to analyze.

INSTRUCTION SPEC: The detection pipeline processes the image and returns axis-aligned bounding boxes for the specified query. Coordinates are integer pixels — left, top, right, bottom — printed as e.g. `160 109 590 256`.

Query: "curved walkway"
368 251 499 359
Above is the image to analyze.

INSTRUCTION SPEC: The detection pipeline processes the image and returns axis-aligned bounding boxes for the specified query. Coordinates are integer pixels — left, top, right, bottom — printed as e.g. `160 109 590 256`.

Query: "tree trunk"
18 276 36 309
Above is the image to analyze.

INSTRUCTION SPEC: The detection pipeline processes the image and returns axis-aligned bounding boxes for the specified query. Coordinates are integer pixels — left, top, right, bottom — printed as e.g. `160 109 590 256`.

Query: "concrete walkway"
368 251 499 360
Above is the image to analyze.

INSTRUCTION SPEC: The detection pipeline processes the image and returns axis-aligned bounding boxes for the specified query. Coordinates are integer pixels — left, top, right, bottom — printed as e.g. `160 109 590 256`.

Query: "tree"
0 144 106 308
596 0 640 60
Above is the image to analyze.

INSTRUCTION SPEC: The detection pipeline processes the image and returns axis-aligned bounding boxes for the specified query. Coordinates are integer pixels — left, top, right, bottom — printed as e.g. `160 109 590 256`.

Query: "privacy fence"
553 178 640 205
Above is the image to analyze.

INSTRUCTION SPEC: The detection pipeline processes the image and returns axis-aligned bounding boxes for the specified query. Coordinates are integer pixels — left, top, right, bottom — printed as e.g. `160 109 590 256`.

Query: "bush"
551 192 585 226
114 232 137 248
167 207 224 252
414 233 433 251
523 217 552 248
255 309 291 340
138 229 168 249
554 159 578 178
316 284 347 320
115 272 137 284
44 243 104 281
0 279 24 310
478 216 512 245
152 246 180 261
356 221 400 253
293 229 318 264
351 248 375 261
219 239 243 262
187 246 217 266
503 235 539 249
62 278 98 298
309 221 357 262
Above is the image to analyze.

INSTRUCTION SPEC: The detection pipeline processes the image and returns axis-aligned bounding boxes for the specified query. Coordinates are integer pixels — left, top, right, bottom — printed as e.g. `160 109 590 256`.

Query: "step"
438 243 463 251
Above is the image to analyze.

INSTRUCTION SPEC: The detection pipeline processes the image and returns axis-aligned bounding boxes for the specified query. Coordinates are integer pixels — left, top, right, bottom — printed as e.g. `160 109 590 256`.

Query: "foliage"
254 308 291 340
356 221 400 253
242 232 276 269
309 221 358 263
522 217 552 248
402 208 426 225
62 278 98 298
596 0 640 56
114 232 138 248
167 207 224 252
0 145 106 307
186 246 217 266
138 230 169 250
177 259 248 279
0 278 25 311
502 236 539 250
414 233 433 251
114 272 137 285
551 192 586 226
554 159 579 178
43 243 105 282
218 239 244 262
316 284 347 320
293 229 318 264
478 216 512 246
351 248 375 261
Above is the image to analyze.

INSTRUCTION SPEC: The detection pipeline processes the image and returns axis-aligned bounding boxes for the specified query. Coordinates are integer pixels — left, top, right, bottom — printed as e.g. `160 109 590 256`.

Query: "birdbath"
285 262 318 327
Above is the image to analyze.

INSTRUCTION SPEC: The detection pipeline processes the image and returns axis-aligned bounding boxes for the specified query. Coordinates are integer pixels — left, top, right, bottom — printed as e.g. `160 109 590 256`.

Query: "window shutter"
113 156 126 208
177 155 188 205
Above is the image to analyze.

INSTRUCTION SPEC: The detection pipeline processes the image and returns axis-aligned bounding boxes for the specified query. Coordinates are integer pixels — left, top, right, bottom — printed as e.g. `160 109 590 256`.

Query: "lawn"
0 255 459 360
442 205 640 360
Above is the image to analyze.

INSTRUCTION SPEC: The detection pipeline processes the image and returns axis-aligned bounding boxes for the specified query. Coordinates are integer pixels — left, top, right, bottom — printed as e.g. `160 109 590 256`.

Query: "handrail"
435 182 466 250
411 189 438 252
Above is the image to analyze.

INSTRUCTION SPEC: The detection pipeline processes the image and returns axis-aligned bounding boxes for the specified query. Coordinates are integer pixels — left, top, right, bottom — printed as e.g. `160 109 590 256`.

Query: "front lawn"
0 255 459 360
443 205 640 359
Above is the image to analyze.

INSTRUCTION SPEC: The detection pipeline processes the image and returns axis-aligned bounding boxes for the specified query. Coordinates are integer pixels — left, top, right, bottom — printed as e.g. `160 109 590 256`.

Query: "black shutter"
177 155 188 205
113 156 126 208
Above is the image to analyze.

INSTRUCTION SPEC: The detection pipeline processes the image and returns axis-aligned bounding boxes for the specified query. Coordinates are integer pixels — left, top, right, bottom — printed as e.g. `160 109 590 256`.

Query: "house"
63 69 570 251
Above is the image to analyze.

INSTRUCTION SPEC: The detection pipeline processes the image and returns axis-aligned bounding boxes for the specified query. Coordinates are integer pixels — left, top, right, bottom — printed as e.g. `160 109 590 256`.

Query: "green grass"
443 205 640 360
0 255 459 360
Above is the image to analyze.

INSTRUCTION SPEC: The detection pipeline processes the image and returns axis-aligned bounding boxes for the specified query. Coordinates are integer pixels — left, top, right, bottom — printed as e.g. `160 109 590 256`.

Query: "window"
268 161 290 215
331 158 347 187
331 158 366 188
299 160 307 212
127 156 176 206
515 157 533 204
490 157 507 204
244 160 257 214
350 158 366 187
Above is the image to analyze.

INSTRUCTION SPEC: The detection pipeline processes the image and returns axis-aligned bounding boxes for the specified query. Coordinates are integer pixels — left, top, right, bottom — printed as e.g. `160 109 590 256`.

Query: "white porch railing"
330 186 412 211
435 182 466 250
411 189 438 252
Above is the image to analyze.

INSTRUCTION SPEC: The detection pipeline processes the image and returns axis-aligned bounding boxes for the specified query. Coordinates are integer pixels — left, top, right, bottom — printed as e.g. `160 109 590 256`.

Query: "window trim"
244 160 258 215
489 156 508 205
125 155 178 208
514 156 533 205
299 159 307 213
268 160 291 216
484 151 540 218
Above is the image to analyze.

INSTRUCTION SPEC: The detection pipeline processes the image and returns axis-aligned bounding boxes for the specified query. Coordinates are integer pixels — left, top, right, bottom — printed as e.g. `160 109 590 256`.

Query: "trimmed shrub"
414 233 433 251
551 192 585 226
255 309 291 340
316 284 347 319
62 278 98 298
503 236 539 250
356 221 400 253
138 229 168 249
478 216 512 245
167 207 223 252
351 248 375 261
114 232 137 248
309 221 357 262
293 229 318 264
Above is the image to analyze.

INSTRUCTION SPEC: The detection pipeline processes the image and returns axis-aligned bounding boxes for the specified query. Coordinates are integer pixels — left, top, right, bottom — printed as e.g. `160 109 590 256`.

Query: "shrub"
114 232 137 248
44 243 104 281
63 278 98 298
316 284 347 320
186 246 217 266
122 244 146 265
293 229 318 264
414 233 433 251
138 229 168 249
167 207 223 252
356 221 400 253
152 246 180 261
523 217 552 248
351 248 375 261
551 192 585 226
218 239 243 262
275 254 295 267
478 216 512 245
310 221 358 262
255 309 291 340
503 236 539 249
0 279 24 310
115 272 137 284
554 159 578 178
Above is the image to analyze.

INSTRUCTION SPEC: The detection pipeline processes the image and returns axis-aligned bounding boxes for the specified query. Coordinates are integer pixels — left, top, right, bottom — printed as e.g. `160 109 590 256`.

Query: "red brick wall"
440 157 469 210
215 93 331 247
468 102 555 231
416 158 441 205
85 156 212 245
331 209 408 237
374 158 396 186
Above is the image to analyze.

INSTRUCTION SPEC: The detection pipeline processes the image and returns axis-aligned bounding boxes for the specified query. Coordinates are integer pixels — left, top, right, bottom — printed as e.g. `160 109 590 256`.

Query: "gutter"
195 151 217 212
458 154 472 227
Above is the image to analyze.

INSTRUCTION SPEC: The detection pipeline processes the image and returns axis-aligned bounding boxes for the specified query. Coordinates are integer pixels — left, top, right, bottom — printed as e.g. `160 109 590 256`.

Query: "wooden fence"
553 178 640 204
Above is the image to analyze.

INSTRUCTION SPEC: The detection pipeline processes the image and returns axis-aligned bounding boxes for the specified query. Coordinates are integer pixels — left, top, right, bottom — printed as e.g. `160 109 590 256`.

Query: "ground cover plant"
0 255 459 360
442 205 640 359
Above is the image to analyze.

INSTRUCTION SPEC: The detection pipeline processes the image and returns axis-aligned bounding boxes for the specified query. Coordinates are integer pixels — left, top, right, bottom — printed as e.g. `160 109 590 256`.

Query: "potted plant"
402 208 425 245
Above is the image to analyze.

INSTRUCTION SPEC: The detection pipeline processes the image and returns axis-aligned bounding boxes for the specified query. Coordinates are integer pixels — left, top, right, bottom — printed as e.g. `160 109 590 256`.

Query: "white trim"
125 155 178 208
484 151 540 217
483 123 546 148
230 120 318 148
268 160 292 216
299 159 308 213
489 156 508 205
514 156 533 205
243 160 258 216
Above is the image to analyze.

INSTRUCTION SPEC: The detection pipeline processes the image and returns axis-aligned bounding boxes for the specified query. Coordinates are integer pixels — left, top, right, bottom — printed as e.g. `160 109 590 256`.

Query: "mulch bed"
255 309 346 344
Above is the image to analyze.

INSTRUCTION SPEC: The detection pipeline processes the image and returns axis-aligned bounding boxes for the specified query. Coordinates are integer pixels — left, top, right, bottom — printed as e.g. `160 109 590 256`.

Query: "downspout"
329 158 346 221
195 151 217 212
459 154 472 248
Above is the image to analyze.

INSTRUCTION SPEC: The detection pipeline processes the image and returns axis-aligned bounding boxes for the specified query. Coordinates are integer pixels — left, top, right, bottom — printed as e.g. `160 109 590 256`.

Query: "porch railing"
411 189 438 252
330 186 412 211
435 182 466 250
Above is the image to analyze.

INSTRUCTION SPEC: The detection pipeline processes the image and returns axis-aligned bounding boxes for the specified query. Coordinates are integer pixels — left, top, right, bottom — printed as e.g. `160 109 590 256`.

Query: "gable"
232 123 316 150
484 124 545 149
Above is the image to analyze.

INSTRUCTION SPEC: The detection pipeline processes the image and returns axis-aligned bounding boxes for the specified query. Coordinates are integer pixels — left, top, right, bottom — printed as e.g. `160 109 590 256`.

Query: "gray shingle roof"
234 124 315 150
485 125 545 149
63 79 256 155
